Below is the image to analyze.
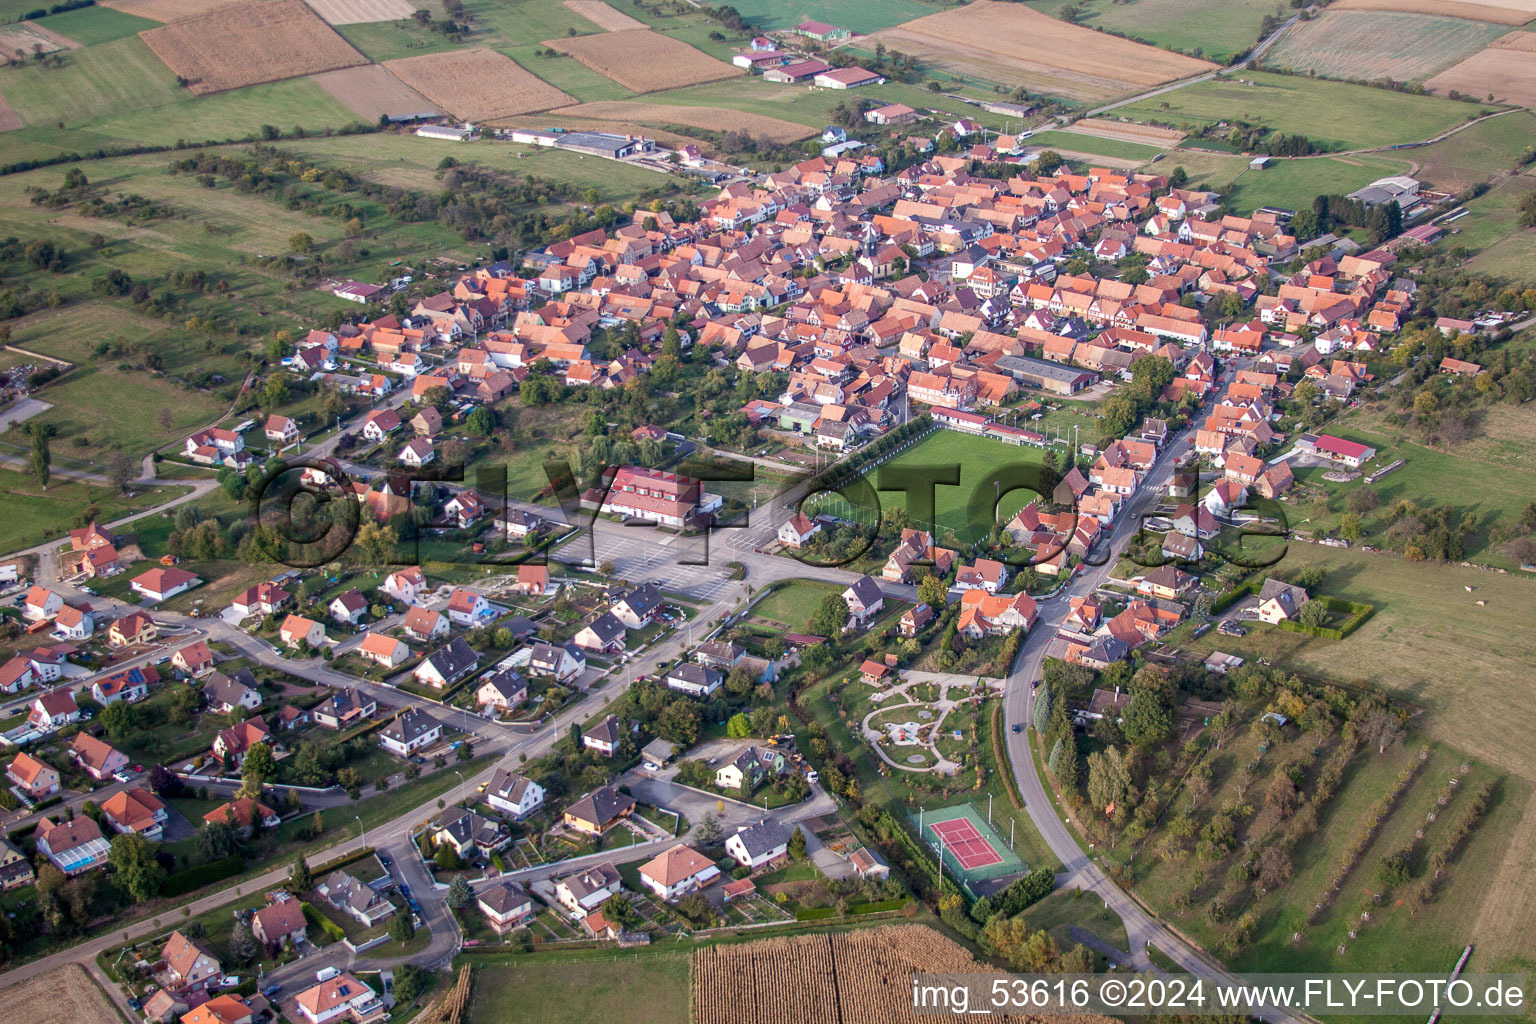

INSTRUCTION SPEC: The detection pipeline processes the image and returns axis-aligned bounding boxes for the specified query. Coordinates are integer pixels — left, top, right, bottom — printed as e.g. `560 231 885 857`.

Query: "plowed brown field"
140 0 367 94
549 100 814 141
545 28 741 92
564 0 645 30
312 64 438 120
1331 0 1536 24
384 48 575 119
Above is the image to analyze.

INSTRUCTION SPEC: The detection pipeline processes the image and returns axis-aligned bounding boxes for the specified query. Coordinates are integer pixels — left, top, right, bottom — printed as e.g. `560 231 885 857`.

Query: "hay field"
563 0 645 30
312 63 437 119
545 28 741 93
549 99 814 141
0 964 124 1024
1331 0 1536 24
1426 46 1536 107
1491 28 1536 49
0 90 20 131
693 926 1094 1024
1263 10 1506 82
140 0 367 94
865 0 1215 103
385 47 575 119
0 20 79 53
303 0 415 24
100 0 241 22
1059 117 1184 145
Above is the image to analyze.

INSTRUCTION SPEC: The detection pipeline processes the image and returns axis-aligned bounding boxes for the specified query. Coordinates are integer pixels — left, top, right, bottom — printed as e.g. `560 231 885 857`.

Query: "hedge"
160 855 243 897
1277 596 1375 640
989 703 1025 811
1210 576 1262 613
851 898 909 915
794 907 837 921
304 903 347 942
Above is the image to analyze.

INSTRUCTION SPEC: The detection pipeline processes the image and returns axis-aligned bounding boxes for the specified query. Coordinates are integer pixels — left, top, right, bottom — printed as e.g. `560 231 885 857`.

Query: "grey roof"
203 670 258 708
319 686 374 719
530 641 584 668
477 880 532 915
557 861 621 901
614 582 662 620
585 714 621 747
564 785 635 827
731 818 790 860
695 640 744 664
1259 578 1309 615
321 871 388 916
439 805 502 848
843 574 883 608
487 768 537 803
580 613 626 646
666 662 722 691
422 637 479 682
382 708 440 745
640 738 675 763
479 668 526 702
995 354 1096 384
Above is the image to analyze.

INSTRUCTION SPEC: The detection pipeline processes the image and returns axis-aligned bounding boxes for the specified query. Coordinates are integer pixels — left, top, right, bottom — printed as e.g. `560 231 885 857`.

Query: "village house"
35 813 111 874
101 787 168 840
402 605 449 642
554 861 622 919
484 767 545 819
379 708 443 757
294 972 384 1024
313 687 377 729
6 751 59 799
92 666 150 705
203 668 261 713
70 732 128 781
638 844 720 900
159 930 223 996
317 872 395 929
477 881 536 935
279 614 327 648
562 785 636 835
529 641 585 684
725 818 791 870
413 637 479 688
251 896 308 954
357 630 411 669
475 668 527 713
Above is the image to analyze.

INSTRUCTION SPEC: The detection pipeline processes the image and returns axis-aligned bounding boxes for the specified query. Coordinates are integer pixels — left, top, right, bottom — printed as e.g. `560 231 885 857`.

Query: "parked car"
262 984 283 998
112 770 131 783
1010 724 1022 734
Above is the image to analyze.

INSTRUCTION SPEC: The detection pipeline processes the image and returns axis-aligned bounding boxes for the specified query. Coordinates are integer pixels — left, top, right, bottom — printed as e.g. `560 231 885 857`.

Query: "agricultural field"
385 47 575 119
1262 10 1506 82
1061 117 1186 146
0 468 193 553
1021 131 1165 167
139 0 368 95
0 35 184 128
31 4 158 44
0 91 19 131
1425 39 1536 108
1331 0 1536 24
545 27 741 94
1118 71 1485 151
0 19 77 54
310 63 439 120
723 0 933 34
693 925 1058 1024
1438 171 1536 281
865 0 1216 104
0 964 123 1024
563 0 645 32
1404 109 1536 191
548 99 814 142
1165 150 1414 215
101 0 241 20
303 0 416 25
1022 0 1281 64
470 953 691 1024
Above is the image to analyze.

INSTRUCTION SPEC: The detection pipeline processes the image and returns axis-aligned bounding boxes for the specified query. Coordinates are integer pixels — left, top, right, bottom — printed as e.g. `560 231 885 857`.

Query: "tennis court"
909 802 1025 896
930 818 1005 869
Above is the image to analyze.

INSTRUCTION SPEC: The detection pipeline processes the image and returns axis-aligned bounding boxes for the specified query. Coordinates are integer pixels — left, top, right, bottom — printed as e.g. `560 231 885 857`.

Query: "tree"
290 854 313 892
657 699 701 746
1256 845 1292 890
1339 513 1363 542
228 923 259 964
389 910 417 943
1032 685 1052 736
262 373 291 411
917 574 948 609
106 450 135 493
605 892 638 928
809 592 848 636
393 964 429 1005
435 843 463 871
1298 600 1329 627
447 876 473 909
196 818 242 862
353 521 399 565
788 826 807 860
725 664 755 697
239 741 276 798
29 427 50 490
1086 746 1133 812
726 712 752 738
1357 706 1404 754
695 812 723 844
288 232 313 254
466 406 494 436
100 699 134 741
1121 675 1173 748
108 833 164 902
148 763 183 798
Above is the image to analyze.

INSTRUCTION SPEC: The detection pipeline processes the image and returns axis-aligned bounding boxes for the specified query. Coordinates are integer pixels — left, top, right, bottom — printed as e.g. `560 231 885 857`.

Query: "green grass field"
468 954 691 1024
1406 111 1536 192
1261 11 1505 84
1023 0 1276 63
750 579 844 628
1 36 182 127
0 468 192 552
1119 71 1490 151
1025 130 1167 163
1161 148 1412 215
32 4 158 44
724 0 931 33
860 430 1049 543
1020 887 1131 960
1452 172 1536 283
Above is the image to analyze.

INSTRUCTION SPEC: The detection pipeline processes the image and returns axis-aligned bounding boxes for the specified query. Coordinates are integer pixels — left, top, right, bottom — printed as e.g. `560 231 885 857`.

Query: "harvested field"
312 63 437 120
100 0 241 22
139 0 367 95
0 89 20 131
865 0 1215 103
549 99 815 142
694 925 1112 1024
0 963 124 1024
563 0 645 31
0 21 79 53
1331 0 1536 24
1060 117 1184 146
545 28 741 93
1426 47 1536 107
303 0 416 24
385 48 574 119
1263 10 1506 82
1492 28 1536 50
